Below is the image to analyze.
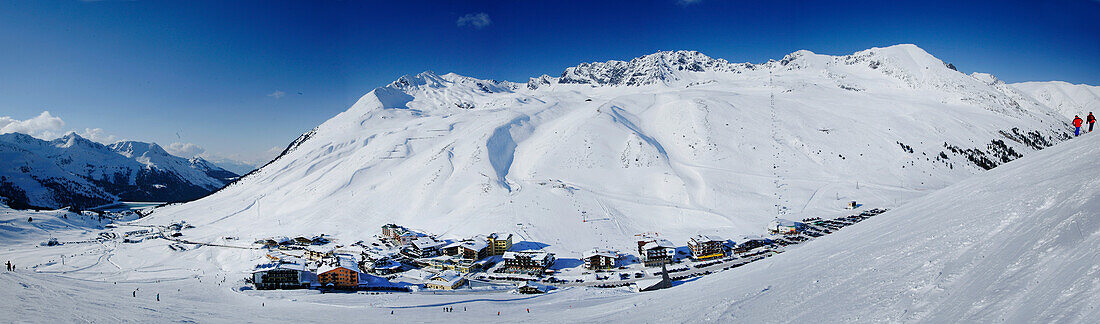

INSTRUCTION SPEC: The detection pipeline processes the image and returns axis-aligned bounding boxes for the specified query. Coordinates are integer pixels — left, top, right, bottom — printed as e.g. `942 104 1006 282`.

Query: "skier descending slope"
1088 112 1096 133
1073 115 1083 136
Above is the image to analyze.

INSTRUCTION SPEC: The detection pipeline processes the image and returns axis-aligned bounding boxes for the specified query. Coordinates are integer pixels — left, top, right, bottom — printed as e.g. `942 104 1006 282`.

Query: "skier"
1073 115 1084 136
156 293 160 301
1089 112 1096 133
5 261 9 271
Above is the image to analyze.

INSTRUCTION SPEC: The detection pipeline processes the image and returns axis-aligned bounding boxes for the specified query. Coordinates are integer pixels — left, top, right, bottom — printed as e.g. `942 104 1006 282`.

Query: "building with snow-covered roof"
251 262 315 290
317 254 363 289
382 224 426 245
405 236 446 258
424 270 466 290
502 250 556 274
688 234 727 260
317 264 359 289
733 236 774 254
583 248 619 270
303 245 334 261
768 219 805 234
487 233 513 255
366 259 403 275
381 224 407 239
443 238 491 260
516 281 554 294
423 255 481 273
638 238 676 267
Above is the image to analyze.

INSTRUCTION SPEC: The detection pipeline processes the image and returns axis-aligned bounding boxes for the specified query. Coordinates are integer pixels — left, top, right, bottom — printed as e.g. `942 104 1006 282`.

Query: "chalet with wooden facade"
318 265 359 289
317 257 362 289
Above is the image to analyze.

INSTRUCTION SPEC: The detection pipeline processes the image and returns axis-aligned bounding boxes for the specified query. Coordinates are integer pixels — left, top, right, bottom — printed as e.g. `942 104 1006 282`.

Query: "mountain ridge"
0 132 238 209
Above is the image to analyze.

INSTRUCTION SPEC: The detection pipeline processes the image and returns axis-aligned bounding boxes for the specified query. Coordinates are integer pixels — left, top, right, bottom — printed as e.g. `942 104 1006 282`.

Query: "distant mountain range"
0 132 238 209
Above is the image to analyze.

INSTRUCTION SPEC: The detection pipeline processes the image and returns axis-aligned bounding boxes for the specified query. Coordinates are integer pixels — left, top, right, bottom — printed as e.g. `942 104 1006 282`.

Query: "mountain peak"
390 70 447 90
559 50 735 86
850 44 942 67
108 140 169 157
51 132 103 149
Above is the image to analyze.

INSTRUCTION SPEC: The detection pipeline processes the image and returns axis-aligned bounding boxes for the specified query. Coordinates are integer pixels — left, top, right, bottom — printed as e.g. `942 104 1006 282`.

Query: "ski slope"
0 129 1096 323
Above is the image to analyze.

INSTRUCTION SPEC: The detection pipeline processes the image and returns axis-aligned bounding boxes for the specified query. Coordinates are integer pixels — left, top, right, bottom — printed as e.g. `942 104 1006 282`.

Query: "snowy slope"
555 130 1100 323
0 133 238 209
1012 81 1100 119
143 45 1074 257
0 128 1096 323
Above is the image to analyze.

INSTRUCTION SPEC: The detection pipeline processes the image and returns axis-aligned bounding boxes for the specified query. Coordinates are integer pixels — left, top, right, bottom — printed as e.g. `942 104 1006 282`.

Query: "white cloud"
166 142 207 158
456 13 491 29
0 111 126 144
0 111 66 139
267 90 286 99
78 127 118 144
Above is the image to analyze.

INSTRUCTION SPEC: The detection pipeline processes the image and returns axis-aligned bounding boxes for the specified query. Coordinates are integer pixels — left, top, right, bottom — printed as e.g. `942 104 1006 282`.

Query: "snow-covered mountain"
145 44 1076 255
0 133 238 209
1011 81 1100 119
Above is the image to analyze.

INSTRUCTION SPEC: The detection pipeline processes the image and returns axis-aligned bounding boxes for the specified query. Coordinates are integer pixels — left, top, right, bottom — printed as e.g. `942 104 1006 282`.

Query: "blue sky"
1 0 1097 168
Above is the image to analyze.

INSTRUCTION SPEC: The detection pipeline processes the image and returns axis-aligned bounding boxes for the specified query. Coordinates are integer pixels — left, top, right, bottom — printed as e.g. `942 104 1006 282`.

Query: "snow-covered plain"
1 124 1096 323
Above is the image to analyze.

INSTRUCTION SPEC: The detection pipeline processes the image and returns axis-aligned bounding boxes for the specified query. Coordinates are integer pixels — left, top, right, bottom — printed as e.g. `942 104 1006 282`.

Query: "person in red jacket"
1073 115 1083 136
1088 112 1096 133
